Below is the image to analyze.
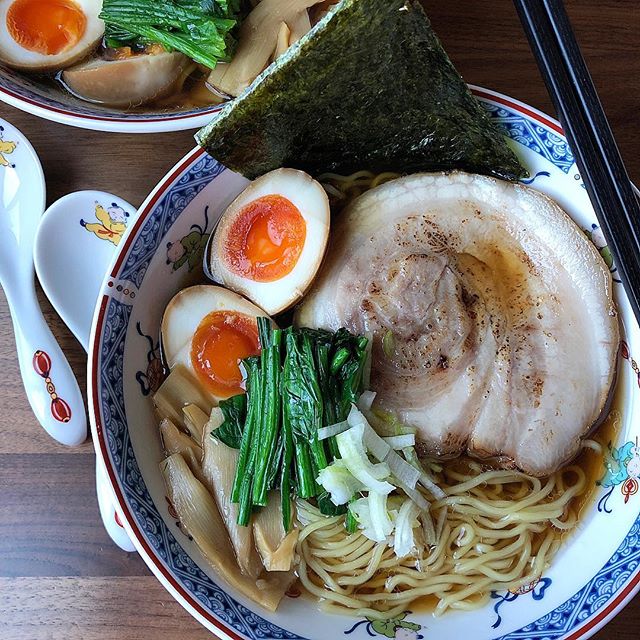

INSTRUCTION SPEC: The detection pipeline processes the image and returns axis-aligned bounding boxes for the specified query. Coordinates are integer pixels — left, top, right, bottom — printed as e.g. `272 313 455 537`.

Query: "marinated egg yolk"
225 194 307 282
7 0 86 56
190 311 260 398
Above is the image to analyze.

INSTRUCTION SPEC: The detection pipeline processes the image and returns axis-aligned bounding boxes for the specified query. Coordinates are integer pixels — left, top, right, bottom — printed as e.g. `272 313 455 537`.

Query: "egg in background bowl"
0 0 103 72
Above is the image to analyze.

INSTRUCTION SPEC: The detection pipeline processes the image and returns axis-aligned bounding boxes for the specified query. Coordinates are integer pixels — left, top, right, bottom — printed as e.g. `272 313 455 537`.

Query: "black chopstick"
513 0 640 325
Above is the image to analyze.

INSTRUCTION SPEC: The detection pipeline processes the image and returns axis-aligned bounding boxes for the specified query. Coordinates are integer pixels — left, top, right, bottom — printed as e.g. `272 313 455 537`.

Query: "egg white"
209 168 330 316
161 285 272 404
0 0 104 71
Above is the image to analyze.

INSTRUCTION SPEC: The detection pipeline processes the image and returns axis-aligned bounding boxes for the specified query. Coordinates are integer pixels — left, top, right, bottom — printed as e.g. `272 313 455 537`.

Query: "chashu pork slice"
296 172 619 476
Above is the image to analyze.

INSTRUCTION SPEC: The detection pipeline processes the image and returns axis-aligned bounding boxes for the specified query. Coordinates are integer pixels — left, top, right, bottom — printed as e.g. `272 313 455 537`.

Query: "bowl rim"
88 86 640 640
0 80 222 132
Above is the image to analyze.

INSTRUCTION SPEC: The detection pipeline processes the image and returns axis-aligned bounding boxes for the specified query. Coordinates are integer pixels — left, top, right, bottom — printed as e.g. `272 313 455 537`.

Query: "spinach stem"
231 357 259 504
252 325 282 506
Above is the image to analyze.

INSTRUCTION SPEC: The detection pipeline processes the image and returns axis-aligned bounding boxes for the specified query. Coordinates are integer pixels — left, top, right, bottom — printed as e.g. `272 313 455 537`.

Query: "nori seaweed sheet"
196 0 526 181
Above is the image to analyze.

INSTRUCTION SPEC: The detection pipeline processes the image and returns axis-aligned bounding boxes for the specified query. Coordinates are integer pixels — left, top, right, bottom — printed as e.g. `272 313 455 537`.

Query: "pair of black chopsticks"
513 0 640 325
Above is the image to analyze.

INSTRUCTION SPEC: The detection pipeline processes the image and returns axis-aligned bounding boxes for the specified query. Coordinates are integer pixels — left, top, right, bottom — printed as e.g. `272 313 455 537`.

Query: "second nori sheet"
196 0 526 181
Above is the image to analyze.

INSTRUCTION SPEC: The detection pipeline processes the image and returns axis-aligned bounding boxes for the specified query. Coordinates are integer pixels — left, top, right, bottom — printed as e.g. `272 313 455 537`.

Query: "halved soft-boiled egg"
208 168 330 315
161 285 273 403
0 0 103 71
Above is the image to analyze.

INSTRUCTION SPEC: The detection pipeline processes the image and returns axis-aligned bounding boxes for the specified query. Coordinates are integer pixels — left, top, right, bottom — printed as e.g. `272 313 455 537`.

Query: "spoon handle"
6 281 86 446
96 463 136 551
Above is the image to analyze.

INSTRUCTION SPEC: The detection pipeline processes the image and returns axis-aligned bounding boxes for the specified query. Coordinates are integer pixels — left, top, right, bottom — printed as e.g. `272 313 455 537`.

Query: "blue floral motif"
95 95 640 640
484 104 575 173
520 170 551 185
496 519 640 639
490 579 552 629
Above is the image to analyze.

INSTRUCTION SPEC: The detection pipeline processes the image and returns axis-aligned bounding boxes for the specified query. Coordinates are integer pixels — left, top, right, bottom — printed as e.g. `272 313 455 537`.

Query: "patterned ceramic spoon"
34 189 137 552
0 118 86 446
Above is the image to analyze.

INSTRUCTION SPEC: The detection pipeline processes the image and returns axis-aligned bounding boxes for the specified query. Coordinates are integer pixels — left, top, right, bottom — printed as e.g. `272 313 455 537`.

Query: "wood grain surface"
1 1 639 639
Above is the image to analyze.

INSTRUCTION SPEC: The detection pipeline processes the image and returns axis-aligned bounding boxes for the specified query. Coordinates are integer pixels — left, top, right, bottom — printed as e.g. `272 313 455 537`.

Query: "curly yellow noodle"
292 170 612 618
296 454 589 617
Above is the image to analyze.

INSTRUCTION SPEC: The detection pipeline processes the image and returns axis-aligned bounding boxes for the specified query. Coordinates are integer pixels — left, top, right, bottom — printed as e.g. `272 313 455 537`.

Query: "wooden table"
1 1 639 638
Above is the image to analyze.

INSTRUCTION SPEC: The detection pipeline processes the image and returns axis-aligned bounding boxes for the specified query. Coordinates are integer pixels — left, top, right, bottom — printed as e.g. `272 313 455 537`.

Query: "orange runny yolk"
224 194 307 282
7 0 86 56
190 311 260 398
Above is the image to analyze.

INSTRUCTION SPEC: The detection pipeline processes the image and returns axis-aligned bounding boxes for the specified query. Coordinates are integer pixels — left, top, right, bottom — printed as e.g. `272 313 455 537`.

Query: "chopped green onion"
330 347 350 374
393 498 421 557
318 420 350 440
382 329 396 358
345 501 359 533
382 434 415 449
231 356 260 504
316 459 365 505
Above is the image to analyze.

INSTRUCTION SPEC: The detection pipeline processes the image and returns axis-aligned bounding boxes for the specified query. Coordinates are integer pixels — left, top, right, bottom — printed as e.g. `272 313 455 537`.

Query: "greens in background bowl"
0 0 323 131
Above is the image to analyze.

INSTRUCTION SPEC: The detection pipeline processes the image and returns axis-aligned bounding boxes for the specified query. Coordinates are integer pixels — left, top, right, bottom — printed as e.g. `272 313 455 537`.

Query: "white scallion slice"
382 434 415 449
350 492 393 542
363 424 391 461
401 484 430 511
348 404 420 491
393 498 421 557
336 423 394 495
347 403 367 427
316 459 366 505
420 509 437 546
402 446 447 500
386 450 421 491
318 420 350 440
356 389 377 412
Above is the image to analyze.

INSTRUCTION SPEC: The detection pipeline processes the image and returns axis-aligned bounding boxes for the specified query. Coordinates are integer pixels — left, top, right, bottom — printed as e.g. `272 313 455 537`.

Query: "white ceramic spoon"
0 118 86 447
34 190 136 552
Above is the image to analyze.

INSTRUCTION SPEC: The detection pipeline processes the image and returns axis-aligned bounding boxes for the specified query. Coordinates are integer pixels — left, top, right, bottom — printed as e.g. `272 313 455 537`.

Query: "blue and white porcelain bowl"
0 65 221 132
88 87 640 639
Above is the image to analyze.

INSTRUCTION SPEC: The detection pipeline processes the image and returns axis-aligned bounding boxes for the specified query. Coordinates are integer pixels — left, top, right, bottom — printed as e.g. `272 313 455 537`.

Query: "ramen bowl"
0 65 221 133
88 87 640 640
